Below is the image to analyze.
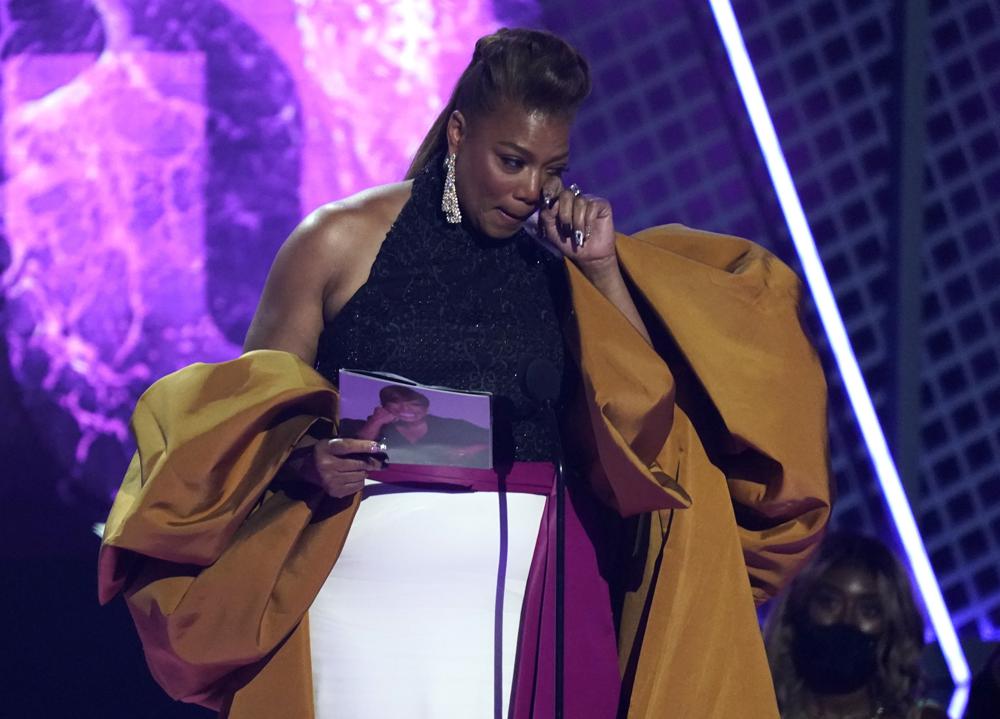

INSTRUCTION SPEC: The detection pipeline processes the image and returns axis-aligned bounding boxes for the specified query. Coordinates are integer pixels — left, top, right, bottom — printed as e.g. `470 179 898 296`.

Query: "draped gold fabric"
99 224 831 718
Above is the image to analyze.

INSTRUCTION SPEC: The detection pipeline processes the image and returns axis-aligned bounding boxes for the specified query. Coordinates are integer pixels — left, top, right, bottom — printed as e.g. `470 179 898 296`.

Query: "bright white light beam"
705 1 971 715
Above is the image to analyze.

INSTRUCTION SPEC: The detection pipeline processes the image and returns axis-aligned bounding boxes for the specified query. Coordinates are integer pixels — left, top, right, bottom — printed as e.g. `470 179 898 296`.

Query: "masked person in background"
765 533 948 719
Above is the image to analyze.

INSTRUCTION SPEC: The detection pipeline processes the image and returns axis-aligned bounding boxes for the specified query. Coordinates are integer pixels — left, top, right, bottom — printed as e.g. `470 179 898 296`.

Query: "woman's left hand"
537 177 617 275
534 177 652 344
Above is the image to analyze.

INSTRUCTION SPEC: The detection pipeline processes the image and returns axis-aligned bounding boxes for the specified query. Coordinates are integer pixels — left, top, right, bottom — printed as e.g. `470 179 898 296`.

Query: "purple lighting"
3 49 235 498
289 0 499 206
0 0 501 502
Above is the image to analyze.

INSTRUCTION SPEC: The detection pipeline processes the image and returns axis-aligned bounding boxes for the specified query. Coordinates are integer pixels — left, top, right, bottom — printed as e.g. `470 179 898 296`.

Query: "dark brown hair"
764 533 926 718
405 28 591 179
379 385 430 407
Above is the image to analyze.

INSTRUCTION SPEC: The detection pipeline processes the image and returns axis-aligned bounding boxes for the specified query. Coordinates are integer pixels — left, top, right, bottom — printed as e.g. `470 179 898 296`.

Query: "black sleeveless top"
315 156 571 465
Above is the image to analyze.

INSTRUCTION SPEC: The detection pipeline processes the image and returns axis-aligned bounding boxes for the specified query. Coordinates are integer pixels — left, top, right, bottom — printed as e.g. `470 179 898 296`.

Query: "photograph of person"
338 383 491 468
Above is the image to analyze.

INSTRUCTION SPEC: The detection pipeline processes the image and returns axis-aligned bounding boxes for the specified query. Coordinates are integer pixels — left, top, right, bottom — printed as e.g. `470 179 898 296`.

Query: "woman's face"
806 562 886 636
383 399 429 423
446 103 571 238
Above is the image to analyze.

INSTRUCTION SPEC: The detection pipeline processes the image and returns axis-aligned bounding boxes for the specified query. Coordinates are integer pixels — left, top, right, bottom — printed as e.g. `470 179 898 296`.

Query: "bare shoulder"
286 180 412 314
290 181 412 264
242 181 411 361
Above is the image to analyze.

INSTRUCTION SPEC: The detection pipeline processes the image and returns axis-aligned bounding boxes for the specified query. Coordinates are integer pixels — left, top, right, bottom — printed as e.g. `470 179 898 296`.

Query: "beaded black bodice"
315 157 570 464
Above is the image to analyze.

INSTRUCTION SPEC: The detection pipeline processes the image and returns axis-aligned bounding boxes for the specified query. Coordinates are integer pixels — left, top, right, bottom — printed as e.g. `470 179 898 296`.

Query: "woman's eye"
549 166 568 177
501 156 524 170
812 590 840 611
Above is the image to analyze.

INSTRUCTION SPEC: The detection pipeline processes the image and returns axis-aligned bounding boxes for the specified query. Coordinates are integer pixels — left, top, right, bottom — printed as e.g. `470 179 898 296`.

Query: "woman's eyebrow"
814 581 845 595
496 141 569 163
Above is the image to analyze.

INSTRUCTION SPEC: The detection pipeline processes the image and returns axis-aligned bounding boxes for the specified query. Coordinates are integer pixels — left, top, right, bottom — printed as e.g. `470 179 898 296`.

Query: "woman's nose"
845 604 872 630
514 170 542 205
826 605 848 624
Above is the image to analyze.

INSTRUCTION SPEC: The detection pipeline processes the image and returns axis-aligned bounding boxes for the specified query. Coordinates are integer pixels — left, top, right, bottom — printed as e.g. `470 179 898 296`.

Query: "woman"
765 533 947 719
99 28 831 718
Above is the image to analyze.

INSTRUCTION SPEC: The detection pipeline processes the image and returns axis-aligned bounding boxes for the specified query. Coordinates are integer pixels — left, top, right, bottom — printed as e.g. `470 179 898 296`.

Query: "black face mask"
791 621 879 695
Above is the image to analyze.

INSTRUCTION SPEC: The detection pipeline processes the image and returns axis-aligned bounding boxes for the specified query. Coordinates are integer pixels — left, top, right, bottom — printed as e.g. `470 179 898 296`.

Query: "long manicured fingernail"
573 229 584 248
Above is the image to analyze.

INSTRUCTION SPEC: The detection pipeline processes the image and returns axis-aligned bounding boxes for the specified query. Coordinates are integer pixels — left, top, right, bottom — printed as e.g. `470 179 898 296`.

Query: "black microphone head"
523 358 560 404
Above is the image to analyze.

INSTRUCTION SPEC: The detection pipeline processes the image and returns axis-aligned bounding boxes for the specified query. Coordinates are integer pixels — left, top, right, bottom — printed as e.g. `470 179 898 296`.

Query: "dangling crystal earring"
442 153 462 224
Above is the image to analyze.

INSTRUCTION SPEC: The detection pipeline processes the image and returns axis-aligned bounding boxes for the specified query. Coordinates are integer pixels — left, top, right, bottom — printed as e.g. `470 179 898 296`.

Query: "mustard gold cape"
99 225 831 718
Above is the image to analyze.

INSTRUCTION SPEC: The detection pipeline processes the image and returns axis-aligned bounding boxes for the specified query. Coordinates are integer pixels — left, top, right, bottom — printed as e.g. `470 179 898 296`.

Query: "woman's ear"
446 110 466 155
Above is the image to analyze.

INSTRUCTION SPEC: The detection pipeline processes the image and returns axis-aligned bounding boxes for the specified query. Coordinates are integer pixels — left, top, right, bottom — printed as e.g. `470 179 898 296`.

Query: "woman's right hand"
367 405 399 427
351 405 398 440
301 438 386 498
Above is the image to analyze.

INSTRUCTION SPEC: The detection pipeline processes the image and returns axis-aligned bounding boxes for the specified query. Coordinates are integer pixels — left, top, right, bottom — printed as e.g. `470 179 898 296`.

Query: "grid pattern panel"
537 0 1000 637
539 1 782 247
915 0 1000 637
734 0 1000 637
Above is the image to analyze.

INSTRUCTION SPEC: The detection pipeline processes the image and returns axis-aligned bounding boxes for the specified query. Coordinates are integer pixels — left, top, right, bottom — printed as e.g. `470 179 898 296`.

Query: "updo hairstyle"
405 28 591 179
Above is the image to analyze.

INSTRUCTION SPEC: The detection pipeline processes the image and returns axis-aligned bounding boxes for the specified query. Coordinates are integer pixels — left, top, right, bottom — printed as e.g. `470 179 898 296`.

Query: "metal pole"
888 0 928 501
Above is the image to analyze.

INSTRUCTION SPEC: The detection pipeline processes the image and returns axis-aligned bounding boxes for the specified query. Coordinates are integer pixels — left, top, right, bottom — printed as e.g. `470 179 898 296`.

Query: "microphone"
523 358 561 406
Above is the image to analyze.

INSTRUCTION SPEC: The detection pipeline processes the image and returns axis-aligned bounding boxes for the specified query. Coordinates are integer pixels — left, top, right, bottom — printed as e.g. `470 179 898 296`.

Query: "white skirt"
308 479 547 718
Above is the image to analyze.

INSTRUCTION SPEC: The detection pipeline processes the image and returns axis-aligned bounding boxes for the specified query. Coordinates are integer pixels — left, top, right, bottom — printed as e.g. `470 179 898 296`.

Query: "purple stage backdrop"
2 4 998 698
1 0 503 507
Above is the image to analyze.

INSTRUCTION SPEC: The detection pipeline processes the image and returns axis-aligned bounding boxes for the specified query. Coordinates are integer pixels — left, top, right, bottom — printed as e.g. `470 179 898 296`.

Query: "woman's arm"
244 186 411 494
537 183 651 344
244 203 368 363
244 182 412 359
576 257 651 344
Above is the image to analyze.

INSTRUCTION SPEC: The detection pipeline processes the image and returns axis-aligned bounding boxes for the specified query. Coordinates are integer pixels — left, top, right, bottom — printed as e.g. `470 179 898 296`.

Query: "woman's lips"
497 208 529 224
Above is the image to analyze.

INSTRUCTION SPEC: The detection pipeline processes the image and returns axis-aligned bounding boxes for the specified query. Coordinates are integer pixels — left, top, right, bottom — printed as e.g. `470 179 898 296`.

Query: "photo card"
337 369 493 469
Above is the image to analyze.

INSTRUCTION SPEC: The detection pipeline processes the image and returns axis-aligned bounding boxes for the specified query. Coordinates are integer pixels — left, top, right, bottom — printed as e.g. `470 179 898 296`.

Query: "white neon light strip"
948 682 971 719
705 1 971 713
